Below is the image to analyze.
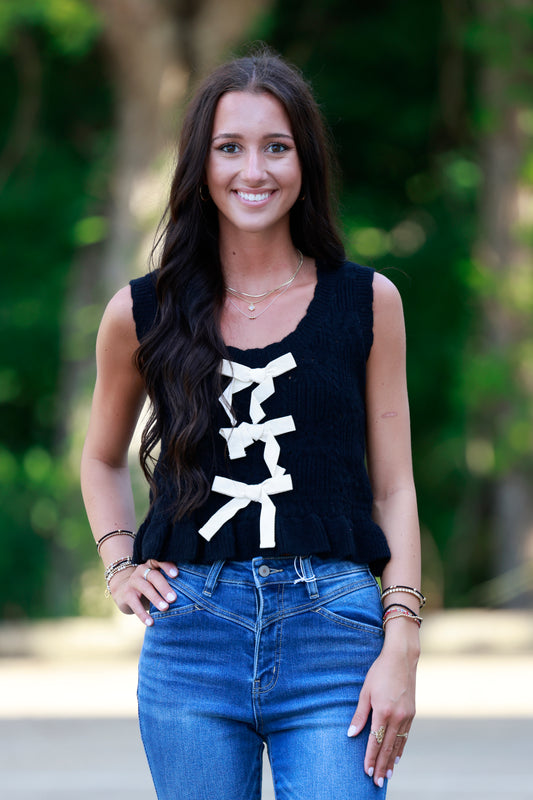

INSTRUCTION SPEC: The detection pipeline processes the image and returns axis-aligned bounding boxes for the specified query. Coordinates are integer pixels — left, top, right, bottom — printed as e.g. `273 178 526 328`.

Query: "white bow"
219 353 297 425
198 474 293 549
219 415 295 477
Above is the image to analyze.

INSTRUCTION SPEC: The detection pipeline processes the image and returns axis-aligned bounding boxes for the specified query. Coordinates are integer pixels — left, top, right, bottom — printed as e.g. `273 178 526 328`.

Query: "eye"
218 142 240 154
267 142 289 154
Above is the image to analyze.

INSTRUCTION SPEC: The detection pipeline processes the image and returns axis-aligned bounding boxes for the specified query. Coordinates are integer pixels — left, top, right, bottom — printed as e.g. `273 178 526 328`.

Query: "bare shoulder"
96 285 140 369
372 271 404 316
370 272 406 351
98 285 137 344
101 285 135 332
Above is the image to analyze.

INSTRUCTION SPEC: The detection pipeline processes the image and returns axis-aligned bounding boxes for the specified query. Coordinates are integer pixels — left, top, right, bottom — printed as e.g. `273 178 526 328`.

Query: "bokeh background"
1 0 533 621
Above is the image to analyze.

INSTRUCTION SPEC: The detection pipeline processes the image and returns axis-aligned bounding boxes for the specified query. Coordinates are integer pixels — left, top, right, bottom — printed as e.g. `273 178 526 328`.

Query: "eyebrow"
211 132 294 143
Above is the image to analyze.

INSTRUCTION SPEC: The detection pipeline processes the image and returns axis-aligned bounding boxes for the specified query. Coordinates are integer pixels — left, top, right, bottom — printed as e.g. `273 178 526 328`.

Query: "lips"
235 190 273 203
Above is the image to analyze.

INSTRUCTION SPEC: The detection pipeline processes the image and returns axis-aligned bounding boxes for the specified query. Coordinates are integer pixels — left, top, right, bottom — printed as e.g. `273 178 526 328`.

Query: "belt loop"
300 556 319 599
202 560 225 597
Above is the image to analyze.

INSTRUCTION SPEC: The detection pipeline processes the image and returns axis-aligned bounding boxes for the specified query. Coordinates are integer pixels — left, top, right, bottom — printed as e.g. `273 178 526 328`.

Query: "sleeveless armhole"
129 272 159 343
353 264 375 359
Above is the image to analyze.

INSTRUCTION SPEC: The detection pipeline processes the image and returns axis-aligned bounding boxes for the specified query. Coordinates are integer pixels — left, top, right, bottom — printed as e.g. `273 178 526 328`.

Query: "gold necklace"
225 250 303 312
226 283 291 321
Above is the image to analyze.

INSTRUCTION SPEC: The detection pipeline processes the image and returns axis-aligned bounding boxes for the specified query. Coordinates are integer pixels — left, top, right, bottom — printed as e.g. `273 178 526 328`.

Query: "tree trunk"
469 0 533 607
53 0 271 613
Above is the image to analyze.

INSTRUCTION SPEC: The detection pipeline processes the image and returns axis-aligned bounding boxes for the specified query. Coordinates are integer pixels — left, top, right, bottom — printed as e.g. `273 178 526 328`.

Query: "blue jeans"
138 556 386 800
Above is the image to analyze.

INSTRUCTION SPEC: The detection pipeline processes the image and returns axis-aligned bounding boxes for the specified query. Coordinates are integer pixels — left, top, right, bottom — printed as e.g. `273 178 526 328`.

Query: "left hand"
347 633 418 788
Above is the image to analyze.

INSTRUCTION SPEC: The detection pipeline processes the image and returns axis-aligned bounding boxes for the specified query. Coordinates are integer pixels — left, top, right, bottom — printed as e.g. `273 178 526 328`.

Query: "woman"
81 47 422 799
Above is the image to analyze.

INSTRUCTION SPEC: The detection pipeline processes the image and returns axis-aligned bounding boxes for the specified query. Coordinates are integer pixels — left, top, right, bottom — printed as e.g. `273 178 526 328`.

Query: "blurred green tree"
0 0 110 617
1 0 531 617
257 0 533 605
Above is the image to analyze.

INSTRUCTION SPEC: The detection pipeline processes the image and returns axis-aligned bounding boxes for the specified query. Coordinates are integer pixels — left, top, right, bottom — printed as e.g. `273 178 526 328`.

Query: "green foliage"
0 0 101 54
2 0 532 616
0 10 111 617
257 0 476 603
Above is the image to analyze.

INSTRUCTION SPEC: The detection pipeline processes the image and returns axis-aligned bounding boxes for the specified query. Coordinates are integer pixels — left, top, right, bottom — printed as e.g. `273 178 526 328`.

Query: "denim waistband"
177 555 371 602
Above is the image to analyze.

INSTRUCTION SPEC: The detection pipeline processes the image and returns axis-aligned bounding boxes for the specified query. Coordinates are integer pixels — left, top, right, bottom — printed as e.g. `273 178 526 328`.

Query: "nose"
241 149 266 183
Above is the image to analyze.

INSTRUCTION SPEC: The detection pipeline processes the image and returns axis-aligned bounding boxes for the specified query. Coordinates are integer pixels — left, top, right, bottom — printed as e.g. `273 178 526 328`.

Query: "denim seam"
150 603 200 620
313 606 384 637
167 580 256 630
137 672 167 797
257 586 284 695
252 581 265 734
259 577 378 628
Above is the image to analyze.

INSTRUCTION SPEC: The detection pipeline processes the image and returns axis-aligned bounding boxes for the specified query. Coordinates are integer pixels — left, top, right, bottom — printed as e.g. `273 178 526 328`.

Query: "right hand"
108 559 179 626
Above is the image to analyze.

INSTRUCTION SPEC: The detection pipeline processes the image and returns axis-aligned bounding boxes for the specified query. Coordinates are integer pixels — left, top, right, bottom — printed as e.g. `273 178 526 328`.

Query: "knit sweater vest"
130 261 391 575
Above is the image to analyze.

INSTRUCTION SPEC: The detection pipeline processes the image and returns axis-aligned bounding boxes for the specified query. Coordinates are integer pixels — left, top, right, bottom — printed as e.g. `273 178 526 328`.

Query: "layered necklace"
225 249 304 320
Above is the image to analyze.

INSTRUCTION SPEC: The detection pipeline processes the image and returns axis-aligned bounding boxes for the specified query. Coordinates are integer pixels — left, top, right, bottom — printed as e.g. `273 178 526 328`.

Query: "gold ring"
370 725 386 745
396 732 408 739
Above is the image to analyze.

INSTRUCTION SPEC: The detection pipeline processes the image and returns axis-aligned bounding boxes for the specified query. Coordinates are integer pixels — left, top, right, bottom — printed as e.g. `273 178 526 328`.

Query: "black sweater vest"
130 261 390 575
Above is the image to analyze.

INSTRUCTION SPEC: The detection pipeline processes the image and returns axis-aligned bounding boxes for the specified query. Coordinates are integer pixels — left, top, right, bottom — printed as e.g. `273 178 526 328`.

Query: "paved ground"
1 610 532 799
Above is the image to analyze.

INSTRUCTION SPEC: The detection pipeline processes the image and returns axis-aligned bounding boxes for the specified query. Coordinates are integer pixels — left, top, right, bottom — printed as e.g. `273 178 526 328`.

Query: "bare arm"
81 285 178 624
348 272 421 787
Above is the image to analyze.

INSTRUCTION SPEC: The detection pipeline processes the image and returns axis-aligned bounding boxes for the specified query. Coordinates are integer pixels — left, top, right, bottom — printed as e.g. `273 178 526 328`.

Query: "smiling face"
205 91 302 239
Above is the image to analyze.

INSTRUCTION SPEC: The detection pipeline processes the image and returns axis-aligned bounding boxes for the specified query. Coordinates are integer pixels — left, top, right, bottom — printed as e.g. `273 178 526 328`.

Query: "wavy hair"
135 46 345 517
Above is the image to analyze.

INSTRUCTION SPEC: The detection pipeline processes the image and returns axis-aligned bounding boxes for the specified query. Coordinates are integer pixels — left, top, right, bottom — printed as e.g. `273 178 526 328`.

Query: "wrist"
382 616 421 658
104 557 137 597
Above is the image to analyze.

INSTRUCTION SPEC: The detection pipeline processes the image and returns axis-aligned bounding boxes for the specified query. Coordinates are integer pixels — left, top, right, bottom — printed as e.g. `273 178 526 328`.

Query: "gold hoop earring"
199 184 210 202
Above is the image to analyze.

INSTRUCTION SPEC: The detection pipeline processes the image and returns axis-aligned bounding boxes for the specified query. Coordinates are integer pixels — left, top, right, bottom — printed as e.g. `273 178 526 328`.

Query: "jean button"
258 565 271 577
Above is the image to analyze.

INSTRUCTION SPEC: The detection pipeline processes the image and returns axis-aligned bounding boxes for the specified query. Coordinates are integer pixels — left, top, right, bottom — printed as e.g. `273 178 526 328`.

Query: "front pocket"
150 601 200 620
150 578 202 620
313 580 383 636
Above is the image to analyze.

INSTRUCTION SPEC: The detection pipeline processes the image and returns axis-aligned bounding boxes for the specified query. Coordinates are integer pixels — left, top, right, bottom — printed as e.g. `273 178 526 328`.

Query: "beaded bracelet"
104 557 132 581
381 585 426 609
104 556 137 598
383 605 421 622
97 529 135 555
383 611 423 629
382 602 418 616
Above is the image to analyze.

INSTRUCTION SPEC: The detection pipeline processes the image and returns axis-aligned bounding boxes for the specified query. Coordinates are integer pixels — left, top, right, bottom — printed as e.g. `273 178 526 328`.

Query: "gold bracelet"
381 585 426 609
104 556 133 580
104 558 137 597
383 612 422 629
97 529 135 555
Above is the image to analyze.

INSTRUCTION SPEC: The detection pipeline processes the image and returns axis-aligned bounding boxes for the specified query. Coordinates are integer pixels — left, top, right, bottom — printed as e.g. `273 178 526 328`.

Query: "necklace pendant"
248 302 256 312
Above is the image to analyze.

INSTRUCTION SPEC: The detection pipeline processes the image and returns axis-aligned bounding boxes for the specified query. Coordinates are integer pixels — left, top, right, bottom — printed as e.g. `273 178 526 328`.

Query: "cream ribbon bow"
198 474 293 549
219 353 297 425
219 415 295 477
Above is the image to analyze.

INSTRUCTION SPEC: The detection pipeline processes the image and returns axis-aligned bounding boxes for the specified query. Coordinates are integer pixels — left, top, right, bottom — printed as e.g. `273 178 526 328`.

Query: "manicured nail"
169 568 178 577
144 617 153 626
347 725 357 737
394 756 400 765
377 777 384 788
386 769 393 780
158 601 168 610
166 592 176 602
367 767 374 777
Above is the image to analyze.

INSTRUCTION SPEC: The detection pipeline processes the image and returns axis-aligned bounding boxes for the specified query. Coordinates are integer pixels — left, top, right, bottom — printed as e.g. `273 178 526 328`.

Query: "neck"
219 232 300 293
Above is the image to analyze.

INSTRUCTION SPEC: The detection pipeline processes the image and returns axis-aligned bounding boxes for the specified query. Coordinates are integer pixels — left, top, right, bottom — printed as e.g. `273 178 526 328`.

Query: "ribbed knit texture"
129 261 391 574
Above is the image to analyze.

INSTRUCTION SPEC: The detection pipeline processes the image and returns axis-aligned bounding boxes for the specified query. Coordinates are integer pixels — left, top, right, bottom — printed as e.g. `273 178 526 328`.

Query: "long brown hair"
136 46 345 517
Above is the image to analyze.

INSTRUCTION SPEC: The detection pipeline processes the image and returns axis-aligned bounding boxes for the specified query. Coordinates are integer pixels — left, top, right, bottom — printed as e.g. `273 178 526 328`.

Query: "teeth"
237 191 270 202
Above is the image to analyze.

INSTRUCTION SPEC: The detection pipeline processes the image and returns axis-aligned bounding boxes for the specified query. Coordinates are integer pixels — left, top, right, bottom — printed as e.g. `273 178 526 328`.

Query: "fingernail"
377 777 384 788
144 617 153 626
386 769 393 780
347 725 357 737
158 601 168 610
394 756 400 765
367 767 374 777
166 592 176 602
169 568 178 577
